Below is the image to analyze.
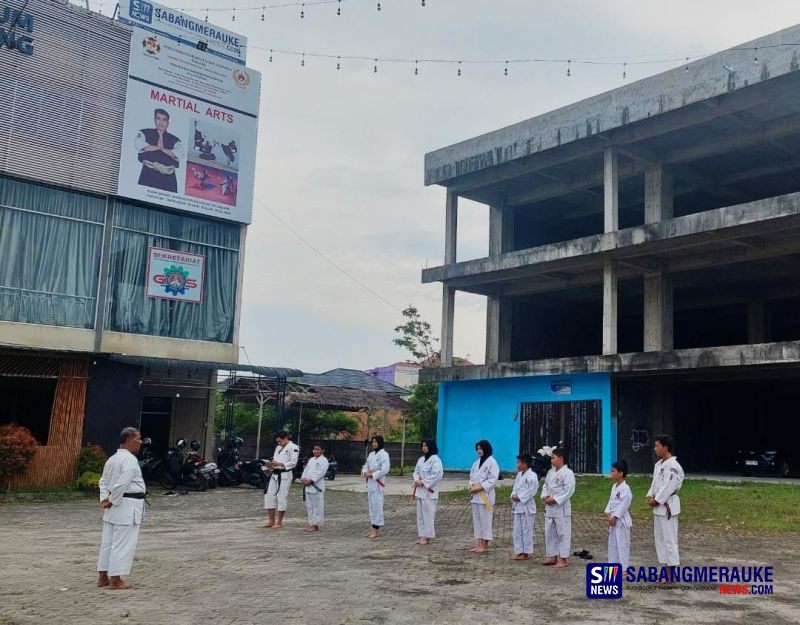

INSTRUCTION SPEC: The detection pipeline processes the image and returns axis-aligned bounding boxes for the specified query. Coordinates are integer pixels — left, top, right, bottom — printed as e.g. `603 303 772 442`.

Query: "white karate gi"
511 468 538 555
605 480 633 569
301 455 330 526
264 442 300 512
647 456 684 566
469 456 499 540
97 449 146 577
541 465 576 558
413 454 444 539
362 449 390 527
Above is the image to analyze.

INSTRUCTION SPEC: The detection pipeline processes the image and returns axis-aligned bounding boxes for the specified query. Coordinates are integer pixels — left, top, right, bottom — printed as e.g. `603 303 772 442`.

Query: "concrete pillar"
747 299 767 344
489 204 515 256
644 273 674 352
644 163 674 224
441 286 455 367
604 148 619 233
485 296 512 364
445 190 458 264
603 260 618 355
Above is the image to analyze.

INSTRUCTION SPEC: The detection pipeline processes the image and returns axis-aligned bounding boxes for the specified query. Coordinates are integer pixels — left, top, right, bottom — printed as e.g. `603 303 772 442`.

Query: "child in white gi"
468 439 500 554
301 443 330 532
361 435 390 539
412 439 444 545
605 459 633 569
647 434 684 579
541 447 575 568
510 453 538 560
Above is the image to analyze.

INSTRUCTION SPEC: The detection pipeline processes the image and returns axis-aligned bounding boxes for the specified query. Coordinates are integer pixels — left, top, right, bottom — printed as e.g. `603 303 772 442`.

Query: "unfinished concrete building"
421 25 800 475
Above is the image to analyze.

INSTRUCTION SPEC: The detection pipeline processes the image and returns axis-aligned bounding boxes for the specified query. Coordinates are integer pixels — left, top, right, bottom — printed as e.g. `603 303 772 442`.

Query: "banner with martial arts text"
116 13 260 224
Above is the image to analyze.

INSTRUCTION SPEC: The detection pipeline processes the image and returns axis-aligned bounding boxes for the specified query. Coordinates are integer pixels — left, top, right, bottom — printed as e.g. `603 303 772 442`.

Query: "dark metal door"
520 400 601 473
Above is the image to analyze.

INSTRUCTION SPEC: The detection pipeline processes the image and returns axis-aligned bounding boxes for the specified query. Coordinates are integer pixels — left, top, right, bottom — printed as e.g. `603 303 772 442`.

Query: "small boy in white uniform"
510 453 538 560
605 459 633 569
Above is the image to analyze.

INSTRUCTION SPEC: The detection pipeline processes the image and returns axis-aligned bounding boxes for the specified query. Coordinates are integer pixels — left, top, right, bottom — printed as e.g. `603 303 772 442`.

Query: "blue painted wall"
437 373 614 473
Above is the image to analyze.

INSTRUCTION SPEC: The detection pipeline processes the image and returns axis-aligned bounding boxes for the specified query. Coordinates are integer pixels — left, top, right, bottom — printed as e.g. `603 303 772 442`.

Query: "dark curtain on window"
0 176 104 328
105 202 240 343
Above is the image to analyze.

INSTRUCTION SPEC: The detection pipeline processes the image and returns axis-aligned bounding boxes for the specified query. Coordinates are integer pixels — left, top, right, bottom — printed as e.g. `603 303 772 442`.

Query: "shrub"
77 471 102 491
77 443 107 475
0 424 38 484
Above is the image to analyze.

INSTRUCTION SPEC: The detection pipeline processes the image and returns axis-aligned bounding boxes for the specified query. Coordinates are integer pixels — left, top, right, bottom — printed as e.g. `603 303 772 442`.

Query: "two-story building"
422 25 800 475
0 0 295 486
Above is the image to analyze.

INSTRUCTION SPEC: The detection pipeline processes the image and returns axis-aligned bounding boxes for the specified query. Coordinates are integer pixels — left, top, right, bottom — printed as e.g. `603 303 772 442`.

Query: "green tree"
214 390 276 438
296 409 360 440
393 305 440 441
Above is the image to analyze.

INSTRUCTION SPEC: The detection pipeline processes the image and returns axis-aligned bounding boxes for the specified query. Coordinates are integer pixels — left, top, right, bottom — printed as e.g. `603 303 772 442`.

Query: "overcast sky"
92 0 800 373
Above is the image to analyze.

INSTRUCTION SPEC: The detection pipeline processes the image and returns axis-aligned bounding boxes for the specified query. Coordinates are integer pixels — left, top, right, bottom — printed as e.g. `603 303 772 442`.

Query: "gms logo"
586 563 623 599
130 1 154 24
153 265 197 296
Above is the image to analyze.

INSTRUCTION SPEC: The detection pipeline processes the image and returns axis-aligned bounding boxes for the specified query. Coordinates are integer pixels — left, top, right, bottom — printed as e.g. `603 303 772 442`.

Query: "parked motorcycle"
137 437 162 482
187 439 220 488
159 438 209 492
532 441 562 480
216 437 245 487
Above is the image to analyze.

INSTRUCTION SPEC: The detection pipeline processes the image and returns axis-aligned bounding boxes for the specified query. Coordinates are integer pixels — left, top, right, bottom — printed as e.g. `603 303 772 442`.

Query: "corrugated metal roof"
108 355 301 378
295 368 409 395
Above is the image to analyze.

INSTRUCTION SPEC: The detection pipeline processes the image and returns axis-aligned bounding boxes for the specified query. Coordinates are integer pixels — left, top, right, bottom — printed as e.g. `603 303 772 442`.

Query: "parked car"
737 447 796 478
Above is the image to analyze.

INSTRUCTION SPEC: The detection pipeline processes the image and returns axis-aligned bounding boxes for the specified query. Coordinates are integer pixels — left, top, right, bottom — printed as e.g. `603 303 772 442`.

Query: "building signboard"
145 246 205 304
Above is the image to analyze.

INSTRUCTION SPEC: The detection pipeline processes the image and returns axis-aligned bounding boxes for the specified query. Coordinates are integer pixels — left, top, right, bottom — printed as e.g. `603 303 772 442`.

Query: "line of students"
264 432 685 575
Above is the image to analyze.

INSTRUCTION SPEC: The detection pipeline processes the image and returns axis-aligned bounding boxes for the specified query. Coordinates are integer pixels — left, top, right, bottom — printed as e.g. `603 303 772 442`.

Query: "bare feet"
367 530 380 539
554 558 570 568
418 538 430 545
260 522 275 528
302 526 319 532
511 554 529 560
97 573 109 587
472 548 489 555
468 546 480 553
107 576 132 590
542 557 558 566
269 524 284 530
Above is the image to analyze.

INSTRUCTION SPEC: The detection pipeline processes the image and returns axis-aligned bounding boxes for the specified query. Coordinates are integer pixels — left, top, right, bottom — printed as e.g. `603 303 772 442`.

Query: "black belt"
123 492 146 499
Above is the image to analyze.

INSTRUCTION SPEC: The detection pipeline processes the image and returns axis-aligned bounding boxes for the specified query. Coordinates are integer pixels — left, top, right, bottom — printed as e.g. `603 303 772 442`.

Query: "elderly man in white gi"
361 435 390 539
541 448 576 568
412 439 444 545
97 427 146 590
647 434 684 578
263 431 300 529
301 443 330 532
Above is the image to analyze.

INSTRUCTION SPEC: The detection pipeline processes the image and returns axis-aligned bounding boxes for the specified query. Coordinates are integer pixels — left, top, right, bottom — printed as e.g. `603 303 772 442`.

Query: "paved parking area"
1 486 799 625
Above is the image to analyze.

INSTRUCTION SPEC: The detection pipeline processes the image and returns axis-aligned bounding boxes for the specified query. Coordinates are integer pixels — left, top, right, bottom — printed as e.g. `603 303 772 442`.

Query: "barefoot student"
605 459 633 569
301 443 330 532
510 453 538 561
541 447 575 568
646 435 684 580
412 439 444 545
263 431 300 529
468 440 500 554
97 427 146 590
361 435 390 539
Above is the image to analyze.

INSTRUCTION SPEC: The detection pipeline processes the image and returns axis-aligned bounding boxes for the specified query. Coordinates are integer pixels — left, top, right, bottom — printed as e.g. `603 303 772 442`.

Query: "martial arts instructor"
97 427 146 590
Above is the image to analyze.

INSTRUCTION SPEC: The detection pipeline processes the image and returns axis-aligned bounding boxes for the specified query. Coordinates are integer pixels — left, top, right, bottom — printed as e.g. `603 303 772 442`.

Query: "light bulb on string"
504 61 508 76
301 4 305 19
232 8 236 22
422 0 426 5
685 57 690 72
337 56 341 70
261 6 265 21
374 59 378 73
414 60 418 76
567 60 571 77
753 47 759 65
269 49 273 63
204 8 208 22
457 60 461 77
377 2 381 11
337 0 341 16
622 62 627 80
301 53 305 67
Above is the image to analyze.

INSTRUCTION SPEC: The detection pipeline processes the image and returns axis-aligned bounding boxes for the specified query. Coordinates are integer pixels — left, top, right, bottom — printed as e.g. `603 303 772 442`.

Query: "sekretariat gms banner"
117 4 260 224
146 247 205 304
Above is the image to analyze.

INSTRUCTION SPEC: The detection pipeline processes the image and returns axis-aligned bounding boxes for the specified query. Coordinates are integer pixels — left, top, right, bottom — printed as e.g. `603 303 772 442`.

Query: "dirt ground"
1 487 798 625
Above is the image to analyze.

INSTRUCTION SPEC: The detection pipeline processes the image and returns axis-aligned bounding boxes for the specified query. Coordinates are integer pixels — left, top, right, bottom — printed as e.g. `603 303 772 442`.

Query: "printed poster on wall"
146 247 205 304
117 4 260 224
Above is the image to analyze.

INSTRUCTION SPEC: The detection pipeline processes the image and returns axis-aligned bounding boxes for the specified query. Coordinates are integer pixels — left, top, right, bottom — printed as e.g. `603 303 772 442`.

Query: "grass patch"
440 476 800 533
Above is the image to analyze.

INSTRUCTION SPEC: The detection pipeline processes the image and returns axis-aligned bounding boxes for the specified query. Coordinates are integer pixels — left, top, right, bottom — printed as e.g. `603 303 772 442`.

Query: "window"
105 201 240 343
0 176 105 328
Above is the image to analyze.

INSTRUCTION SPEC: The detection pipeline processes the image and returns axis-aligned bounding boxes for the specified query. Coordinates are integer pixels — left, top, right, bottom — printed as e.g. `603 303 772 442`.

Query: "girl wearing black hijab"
412 439 444 545
361 435 390 539
468 439 500 553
